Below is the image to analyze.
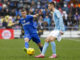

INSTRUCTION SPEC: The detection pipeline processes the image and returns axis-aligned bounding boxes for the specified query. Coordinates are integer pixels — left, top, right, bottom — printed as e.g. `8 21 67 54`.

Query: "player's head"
21 8 27 18
48 2 56 11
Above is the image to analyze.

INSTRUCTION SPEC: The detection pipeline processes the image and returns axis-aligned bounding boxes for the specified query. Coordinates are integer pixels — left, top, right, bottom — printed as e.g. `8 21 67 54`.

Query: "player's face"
48 4 52 11
21 11 27 18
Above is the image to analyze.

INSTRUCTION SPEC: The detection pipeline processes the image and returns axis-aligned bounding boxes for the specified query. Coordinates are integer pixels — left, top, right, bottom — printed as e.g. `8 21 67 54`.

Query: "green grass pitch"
0 38 80 60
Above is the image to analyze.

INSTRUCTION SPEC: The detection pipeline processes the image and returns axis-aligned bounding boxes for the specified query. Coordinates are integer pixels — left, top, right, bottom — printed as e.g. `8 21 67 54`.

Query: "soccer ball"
27 48 35 55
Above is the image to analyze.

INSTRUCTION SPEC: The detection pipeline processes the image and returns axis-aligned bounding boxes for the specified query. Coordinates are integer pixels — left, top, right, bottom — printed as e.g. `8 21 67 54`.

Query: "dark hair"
49 2 56 7
21 8 26 12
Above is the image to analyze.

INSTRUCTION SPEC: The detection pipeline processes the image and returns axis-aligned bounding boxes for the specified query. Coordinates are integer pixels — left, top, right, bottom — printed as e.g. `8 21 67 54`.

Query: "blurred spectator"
16 15 20 21
0 0 79 31
0 16 2 27
67 13 74 30
65 0 70 2
62 4 69 13
10 9 16 16
44 15 51 26
37 1 41 8
74 12 80 26
63 11 68 29
0 0 2 7
48 0 52 2
7 16 13 28
5 8 10 15
16 9 21 16
17 1 23 9
69 3 75 15
75 4 80 14
37 16 43 37
2 17 7 28
38 16 43 27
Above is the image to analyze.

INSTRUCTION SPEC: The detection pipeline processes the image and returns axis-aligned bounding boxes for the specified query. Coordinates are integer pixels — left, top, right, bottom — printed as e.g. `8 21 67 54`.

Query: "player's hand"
12 22 17 25
16 21 19 24
12 21 19 25
60 31 64 35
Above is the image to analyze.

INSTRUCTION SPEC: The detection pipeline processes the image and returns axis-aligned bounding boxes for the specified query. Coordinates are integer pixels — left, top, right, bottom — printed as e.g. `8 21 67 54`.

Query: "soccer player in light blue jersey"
35 2 65 58
13 9 43 52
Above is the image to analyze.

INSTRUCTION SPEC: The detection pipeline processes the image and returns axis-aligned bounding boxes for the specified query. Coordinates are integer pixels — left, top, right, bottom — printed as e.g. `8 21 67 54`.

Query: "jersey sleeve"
56 11 61 19
19 19 21 24
27 15 33 20
56 10 65 32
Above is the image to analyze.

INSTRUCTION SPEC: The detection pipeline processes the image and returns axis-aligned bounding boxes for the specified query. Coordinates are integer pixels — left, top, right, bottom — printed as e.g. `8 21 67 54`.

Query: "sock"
39 46 43 52
51 42 56 54
25 42 29 49
41 42 49 55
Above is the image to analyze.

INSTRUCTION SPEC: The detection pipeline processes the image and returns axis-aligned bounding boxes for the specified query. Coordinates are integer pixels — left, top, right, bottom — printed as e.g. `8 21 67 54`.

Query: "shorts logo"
22 22 30 26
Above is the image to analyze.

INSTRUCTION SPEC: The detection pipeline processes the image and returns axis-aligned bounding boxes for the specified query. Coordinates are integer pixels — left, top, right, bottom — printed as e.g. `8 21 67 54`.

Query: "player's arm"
12 21 19 26
33 14 40 18
12 23 16 26
59 18 65 35
56 11 65 34
33 10 42 18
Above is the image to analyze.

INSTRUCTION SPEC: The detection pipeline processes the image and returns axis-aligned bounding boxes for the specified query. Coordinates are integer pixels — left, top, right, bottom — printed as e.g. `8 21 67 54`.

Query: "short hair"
21 8 26 12
49 2 56 7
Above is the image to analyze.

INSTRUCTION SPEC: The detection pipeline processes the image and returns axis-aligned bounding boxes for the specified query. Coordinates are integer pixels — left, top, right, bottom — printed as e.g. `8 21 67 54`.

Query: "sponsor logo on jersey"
22 22 30 26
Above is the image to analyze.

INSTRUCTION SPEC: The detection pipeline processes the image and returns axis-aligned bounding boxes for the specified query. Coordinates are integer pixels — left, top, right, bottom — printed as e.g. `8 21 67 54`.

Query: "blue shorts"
24 33 41 44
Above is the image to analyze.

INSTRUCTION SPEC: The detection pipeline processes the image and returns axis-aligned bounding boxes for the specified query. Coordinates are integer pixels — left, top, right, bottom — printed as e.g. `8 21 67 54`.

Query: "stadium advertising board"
0 29 14 39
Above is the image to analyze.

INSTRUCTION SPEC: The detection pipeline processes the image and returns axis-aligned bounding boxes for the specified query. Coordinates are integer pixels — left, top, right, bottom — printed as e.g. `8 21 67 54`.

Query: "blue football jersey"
19 15 37 34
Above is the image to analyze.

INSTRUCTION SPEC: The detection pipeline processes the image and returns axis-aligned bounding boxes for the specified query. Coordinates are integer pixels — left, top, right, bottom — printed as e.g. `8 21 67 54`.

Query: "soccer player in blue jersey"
35 2 65 58
14 9 43 52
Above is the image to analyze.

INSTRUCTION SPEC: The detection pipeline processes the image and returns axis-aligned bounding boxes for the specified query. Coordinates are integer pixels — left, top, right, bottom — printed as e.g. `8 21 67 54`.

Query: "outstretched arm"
12 21 19 26
33 10 42 18
33 14 40 18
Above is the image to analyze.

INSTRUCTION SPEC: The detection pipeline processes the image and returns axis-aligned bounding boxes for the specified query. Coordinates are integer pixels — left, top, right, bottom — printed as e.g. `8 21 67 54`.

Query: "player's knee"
45 37 51 42
24 38 29 42
50 36 56 42
45 39 49 42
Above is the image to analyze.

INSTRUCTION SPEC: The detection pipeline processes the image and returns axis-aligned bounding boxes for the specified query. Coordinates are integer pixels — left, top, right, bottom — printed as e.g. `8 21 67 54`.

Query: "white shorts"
48 30 62 42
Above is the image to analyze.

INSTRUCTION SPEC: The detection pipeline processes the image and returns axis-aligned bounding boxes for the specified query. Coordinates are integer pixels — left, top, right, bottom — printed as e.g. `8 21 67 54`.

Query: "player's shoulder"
26 15 33 19
27 15 33 17
55 9 60 13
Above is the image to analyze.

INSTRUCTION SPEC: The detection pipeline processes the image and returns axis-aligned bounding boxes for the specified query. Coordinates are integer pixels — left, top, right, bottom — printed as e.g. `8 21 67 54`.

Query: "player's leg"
35 36 51 58
41 35 56 55
35 30 59 58
32 34 43 52
37 42 43 52
35 36 57 58
24 34 31 52
49 36 57 58
24 29 31 49
41 36 51 55
48 30 61 58
24 38 29 49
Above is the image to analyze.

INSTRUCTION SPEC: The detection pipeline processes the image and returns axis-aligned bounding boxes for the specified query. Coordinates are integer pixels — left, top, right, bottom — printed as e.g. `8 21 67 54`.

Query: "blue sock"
51 42 56 54
41 42 49 55
39 47 43 52
25 42 29 49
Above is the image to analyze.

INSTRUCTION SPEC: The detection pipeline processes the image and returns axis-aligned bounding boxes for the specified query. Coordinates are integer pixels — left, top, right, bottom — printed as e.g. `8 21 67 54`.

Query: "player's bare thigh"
45 36 56 42
24 38 29 42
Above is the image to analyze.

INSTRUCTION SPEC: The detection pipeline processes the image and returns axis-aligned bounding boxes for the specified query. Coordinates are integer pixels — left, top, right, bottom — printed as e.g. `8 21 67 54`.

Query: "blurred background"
0 1 80 60
0 0 80 39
